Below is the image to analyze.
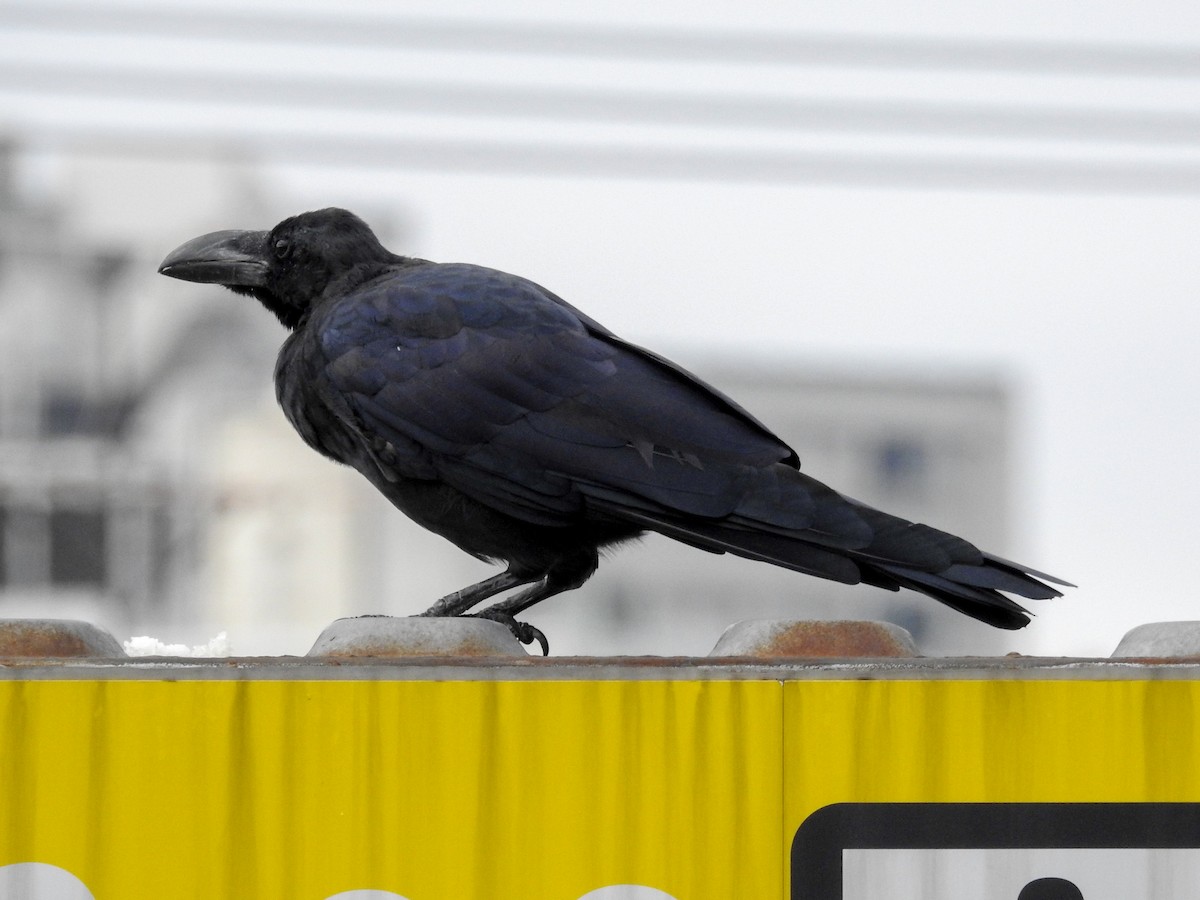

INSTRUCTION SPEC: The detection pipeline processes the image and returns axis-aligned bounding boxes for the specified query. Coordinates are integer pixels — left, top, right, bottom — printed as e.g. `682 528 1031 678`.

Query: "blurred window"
0 493 165 598
876 437 928 495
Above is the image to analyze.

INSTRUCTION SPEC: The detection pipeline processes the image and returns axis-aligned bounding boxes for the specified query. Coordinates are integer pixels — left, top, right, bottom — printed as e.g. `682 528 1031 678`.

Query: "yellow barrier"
0 665 1196 899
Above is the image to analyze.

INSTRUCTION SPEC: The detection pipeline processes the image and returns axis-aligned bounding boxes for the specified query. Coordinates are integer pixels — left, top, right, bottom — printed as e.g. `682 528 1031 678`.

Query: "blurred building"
0 144 1022 656
0 143 278 642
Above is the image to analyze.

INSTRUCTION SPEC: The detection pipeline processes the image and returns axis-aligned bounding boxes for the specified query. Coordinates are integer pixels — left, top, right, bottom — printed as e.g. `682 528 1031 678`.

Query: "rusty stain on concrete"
710 619 919 658
0 619 125 658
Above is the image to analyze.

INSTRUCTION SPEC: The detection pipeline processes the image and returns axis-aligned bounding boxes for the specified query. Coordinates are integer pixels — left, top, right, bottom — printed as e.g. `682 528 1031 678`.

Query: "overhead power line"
2 6 1196 194
21 128 1200 195
2 4 1199 78
1 61 1198 147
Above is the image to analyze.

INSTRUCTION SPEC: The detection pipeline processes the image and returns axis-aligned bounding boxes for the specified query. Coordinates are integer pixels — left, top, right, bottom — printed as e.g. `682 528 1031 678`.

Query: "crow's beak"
158 229 271 287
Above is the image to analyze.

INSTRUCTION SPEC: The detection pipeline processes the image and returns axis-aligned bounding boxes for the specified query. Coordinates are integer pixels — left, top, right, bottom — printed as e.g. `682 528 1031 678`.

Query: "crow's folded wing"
312 263 805 527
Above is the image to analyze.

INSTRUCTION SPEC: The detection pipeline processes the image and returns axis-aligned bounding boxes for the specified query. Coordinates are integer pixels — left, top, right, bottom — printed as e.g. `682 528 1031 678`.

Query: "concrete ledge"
0 619 125 658
12 617 1200 680
709 619 919 658
307 616 528 658
1112 622 1200 659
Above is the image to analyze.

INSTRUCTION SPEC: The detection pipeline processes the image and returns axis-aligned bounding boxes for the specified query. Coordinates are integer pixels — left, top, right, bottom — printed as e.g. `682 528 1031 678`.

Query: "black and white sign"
792 803 1200 899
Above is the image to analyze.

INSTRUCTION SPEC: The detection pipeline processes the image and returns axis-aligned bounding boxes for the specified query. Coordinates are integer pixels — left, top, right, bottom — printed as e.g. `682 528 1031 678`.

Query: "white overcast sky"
3 0 1199 654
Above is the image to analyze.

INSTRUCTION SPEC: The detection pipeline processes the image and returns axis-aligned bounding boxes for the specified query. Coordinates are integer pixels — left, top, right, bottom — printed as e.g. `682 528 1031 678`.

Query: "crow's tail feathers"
860 552 1066 629
583 466 1069 630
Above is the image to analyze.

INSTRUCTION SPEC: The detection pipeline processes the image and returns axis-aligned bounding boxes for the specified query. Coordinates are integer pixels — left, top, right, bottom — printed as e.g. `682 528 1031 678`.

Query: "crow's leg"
479 548 599 617
418 568 538 618
470 549 600 654
471 608 550 656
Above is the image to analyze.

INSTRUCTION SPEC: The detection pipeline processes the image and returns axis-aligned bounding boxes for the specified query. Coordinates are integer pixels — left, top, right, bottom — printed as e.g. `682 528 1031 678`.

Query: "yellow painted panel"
0 679 783 900
783 678 1200 824
4 675 1200 900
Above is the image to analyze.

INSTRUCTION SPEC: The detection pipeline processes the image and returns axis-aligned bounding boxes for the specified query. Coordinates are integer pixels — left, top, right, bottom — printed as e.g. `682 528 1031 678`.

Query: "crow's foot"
469 610 549 656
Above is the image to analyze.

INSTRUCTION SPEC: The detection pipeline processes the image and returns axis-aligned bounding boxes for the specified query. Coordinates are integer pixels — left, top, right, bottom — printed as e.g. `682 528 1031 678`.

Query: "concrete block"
0 619 125 658
1112 622 1200 658
709 619 919 658
307 615 527 658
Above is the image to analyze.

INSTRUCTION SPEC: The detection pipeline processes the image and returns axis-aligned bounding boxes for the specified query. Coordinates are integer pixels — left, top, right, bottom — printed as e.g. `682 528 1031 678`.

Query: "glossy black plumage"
159 207 1067 650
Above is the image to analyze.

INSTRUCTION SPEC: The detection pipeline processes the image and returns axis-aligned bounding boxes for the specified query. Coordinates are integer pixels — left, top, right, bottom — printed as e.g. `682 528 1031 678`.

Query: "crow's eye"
274 239 292 259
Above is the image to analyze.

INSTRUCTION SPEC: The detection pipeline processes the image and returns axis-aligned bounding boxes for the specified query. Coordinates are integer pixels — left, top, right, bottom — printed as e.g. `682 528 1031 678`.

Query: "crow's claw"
470 610 549 656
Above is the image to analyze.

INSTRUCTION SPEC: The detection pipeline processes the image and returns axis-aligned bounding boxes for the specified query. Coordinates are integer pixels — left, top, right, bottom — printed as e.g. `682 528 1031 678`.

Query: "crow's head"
159 207 397 328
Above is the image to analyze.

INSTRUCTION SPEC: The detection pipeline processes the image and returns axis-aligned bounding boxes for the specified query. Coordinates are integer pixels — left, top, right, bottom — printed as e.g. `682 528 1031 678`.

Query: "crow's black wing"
312 262 804 525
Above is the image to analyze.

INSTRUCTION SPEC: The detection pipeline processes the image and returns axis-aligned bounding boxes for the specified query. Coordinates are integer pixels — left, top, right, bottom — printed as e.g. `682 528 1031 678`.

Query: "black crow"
159 207 1067 653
